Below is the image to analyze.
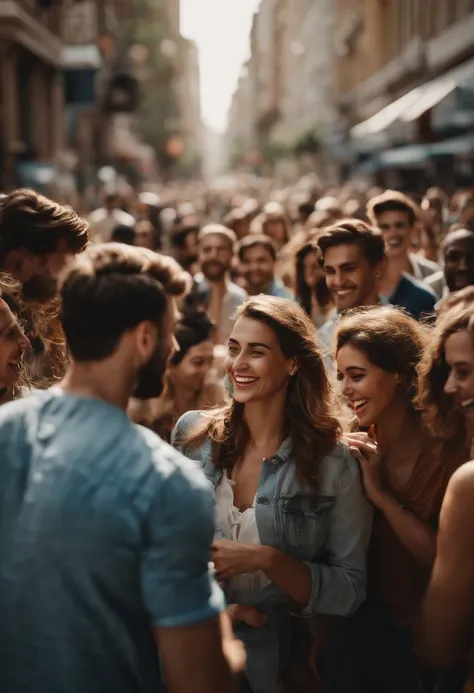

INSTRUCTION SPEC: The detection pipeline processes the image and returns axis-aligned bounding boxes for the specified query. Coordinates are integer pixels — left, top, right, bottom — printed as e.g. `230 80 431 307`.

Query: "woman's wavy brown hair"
176 295 344 490
417 298 474 443
0 274 33 396
0 273 67 388
336 306 430 413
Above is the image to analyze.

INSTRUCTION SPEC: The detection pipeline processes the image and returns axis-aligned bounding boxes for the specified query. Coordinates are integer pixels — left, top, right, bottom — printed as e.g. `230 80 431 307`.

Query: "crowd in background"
1 178 474 692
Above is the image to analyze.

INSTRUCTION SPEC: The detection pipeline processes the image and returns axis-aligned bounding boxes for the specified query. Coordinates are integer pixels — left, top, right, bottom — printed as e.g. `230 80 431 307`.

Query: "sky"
180 0 261 133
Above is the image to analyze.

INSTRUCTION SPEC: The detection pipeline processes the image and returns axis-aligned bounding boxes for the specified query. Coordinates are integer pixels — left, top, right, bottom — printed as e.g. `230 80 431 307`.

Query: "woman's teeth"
352 399 368 412
461 399 474 410
234 376 258 385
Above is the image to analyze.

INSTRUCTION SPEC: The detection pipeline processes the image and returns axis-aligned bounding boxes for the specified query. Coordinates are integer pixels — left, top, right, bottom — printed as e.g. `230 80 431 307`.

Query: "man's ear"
133 321 158 364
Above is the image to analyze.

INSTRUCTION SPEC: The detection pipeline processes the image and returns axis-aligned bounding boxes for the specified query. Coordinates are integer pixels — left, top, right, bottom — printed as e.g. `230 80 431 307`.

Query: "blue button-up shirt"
0 390 224 693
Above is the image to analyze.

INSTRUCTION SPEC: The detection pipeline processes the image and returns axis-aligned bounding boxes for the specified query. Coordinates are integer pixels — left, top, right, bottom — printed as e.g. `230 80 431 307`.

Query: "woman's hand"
227 604 268 628
212 539 272 580
346 436 386 506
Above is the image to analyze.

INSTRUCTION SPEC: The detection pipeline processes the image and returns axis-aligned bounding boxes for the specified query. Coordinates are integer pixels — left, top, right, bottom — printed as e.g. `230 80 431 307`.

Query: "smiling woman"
0 274 31 404
324 305 469 693
172 295 372 693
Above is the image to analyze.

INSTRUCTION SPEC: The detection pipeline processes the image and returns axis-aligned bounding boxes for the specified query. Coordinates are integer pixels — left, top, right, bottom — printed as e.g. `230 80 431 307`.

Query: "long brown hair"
295 241 332 316
417 300 474 443
336 306 429 411
176 295 344 490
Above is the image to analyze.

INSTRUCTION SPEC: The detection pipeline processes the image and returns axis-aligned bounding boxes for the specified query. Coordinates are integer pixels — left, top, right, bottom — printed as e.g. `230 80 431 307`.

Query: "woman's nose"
340 377 352 398
444 371 458 395
20 333 31 352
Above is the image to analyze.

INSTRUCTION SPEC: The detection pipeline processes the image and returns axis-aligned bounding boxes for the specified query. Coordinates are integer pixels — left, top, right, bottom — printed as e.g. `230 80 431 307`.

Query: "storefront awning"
380 145 430 168
351 56 474 141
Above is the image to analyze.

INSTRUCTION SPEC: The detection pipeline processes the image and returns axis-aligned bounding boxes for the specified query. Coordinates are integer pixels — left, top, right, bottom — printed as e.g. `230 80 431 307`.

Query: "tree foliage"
117 0 182 170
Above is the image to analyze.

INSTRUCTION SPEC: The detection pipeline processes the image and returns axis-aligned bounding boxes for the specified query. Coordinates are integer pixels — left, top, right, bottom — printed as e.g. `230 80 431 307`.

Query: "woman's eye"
457 369 472 380
351 375 364 382
249 350 263 357
227 347 239 355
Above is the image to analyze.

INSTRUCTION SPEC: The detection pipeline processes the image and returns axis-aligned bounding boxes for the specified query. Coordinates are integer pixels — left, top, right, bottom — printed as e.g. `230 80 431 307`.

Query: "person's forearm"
219 612 246 675
260 546 311 606
374 492 436 567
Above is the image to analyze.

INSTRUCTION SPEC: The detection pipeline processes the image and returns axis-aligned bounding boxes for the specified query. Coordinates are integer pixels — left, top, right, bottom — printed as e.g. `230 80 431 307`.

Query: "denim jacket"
172 411 372 693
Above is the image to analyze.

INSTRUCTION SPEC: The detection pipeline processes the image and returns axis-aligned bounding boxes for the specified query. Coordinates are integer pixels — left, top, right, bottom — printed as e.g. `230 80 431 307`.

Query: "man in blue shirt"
237 234 295 300
0 243 242 693
366 190 437 319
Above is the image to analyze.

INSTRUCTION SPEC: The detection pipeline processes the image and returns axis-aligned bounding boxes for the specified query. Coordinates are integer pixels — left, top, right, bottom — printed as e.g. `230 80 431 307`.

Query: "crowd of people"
0 180 474 692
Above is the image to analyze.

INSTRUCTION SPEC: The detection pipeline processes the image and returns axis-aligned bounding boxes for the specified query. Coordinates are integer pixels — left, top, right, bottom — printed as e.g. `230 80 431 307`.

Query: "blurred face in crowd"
199 233 233 282
225 316 293 405
0 299 30 390
444 330 474 424
170 340 214 393
133 298 178 399
443 234 474 293
323 243 381 311
134 222 155 251
264 221 287 250
376 210 412 259
337 344 399 428
303 250 325 290
2 240 73 302
240 245 275 294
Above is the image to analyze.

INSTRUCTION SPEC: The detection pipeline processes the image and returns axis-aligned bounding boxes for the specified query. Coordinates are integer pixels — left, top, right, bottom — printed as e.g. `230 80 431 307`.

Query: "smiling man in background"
316 220 387 361
425 227 474 305
194 224 247 344
367 191 437 319
237 234 294 299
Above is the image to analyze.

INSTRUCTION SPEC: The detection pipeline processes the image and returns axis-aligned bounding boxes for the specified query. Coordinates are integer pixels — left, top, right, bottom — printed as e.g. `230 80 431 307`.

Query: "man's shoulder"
411 253 441 277
137 420 212 498
114 210 135 227
319 314 339 341
227 281 247 301
399 272 437 298
271 280 295 300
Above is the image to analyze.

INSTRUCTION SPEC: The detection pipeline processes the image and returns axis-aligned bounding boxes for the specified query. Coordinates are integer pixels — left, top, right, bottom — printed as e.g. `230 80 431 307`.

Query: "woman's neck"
243 393 287 452
375 402 421 457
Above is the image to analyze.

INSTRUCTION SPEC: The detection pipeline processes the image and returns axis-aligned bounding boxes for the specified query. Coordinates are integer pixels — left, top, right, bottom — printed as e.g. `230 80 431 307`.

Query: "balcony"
19 0 61 35
0 0 62 63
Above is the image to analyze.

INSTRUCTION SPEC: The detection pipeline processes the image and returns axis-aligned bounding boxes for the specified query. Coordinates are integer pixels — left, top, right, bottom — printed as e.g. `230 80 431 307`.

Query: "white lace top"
214 472 271 598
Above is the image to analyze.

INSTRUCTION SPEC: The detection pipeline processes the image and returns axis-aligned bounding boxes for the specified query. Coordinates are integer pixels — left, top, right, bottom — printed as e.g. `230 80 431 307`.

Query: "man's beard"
22 274 58 302
133 344 167 400
201 260 227 282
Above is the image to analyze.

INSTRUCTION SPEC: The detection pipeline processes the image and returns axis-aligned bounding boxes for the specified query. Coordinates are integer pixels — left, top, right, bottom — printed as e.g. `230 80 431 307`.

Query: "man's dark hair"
170 224 199 249
237 234 277 262
317 219 386 267
0 188 89 263
59 243 190 362
170 298 215 366
366 190 417 227
111 224 135 245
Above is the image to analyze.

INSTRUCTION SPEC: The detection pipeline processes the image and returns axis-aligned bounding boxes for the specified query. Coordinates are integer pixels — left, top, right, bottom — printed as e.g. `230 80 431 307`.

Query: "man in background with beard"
0 244 243 693
194 224 247 344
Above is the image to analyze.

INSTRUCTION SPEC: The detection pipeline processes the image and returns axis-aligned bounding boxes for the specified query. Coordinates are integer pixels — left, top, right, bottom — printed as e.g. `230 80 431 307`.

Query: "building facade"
226 0 336 171
333 0 474 145
0 0 64 189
